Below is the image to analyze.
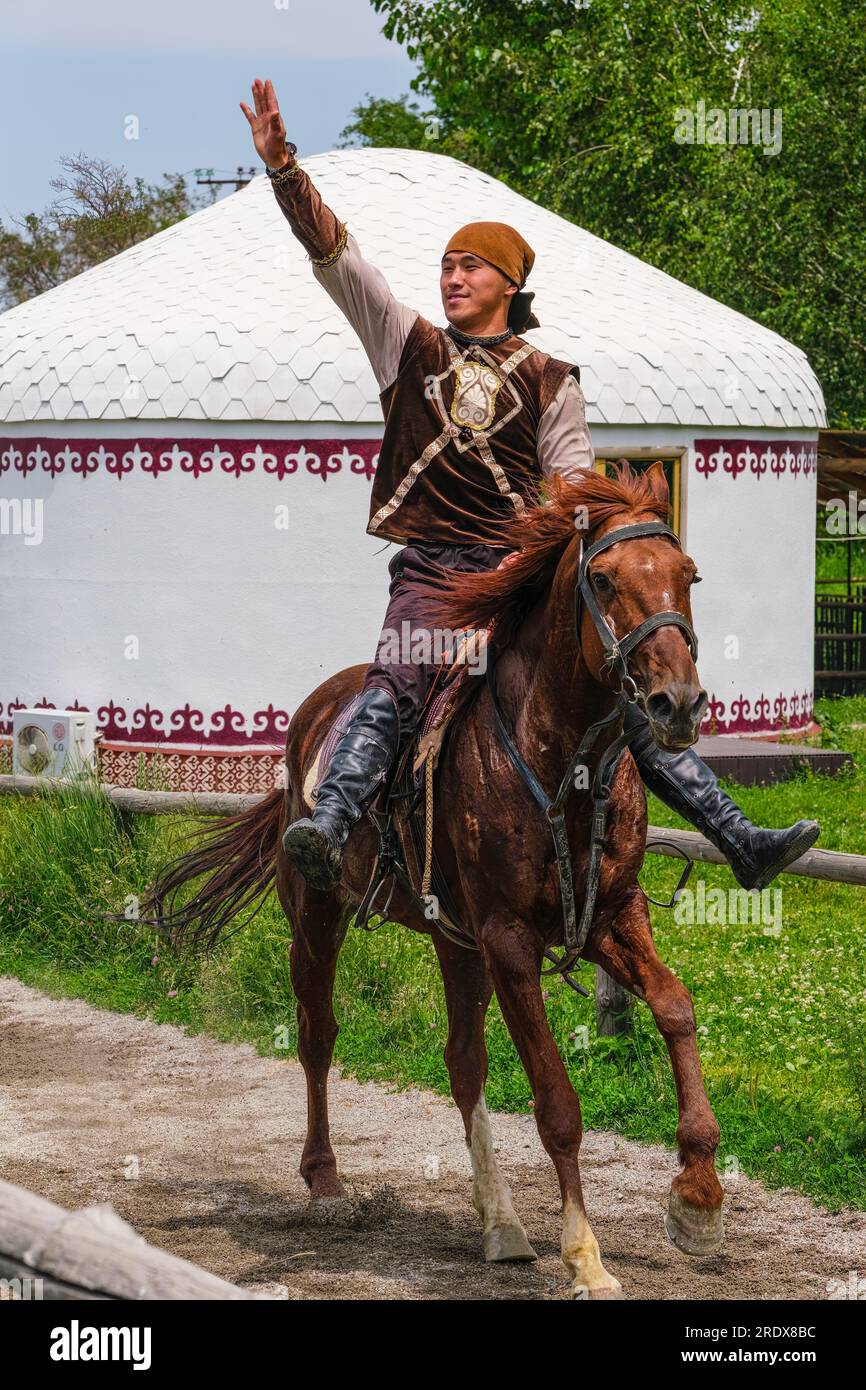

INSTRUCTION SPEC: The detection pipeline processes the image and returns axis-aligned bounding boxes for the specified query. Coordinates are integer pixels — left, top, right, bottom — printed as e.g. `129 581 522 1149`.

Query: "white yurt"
0 148 825 791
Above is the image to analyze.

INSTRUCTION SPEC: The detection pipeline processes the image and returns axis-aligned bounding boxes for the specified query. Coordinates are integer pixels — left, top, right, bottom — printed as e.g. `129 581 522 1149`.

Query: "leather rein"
485 520 698 988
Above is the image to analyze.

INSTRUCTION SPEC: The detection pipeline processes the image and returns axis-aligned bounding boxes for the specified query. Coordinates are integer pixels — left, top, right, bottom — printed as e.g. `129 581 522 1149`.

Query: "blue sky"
0 0 416 225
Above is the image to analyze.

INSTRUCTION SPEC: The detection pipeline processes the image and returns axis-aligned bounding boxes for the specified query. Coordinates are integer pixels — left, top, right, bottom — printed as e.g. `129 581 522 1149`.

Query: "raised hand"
240 78 291 170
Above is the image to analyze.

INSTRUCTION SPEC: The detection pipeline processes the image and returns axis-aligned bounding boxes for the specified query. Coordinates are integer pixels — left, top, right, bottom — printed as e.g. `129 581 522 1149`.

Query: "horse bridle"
575 520 698 702
487 518 699 987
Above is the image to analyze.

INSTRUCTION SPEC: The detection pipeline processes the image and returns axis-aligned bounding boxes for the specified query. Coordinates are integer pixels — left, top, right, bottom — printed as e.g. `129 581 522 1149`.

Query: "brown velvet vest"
369 317 579 547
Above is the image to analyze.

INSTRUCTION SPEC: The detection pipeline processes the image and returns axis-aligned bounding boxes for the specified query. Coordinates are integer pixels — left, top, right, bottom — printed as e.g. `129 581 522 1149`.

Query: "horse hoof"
571 1278 626 1300
483 1224 538 1263
304 1169 346 1201
665 1189 724 1256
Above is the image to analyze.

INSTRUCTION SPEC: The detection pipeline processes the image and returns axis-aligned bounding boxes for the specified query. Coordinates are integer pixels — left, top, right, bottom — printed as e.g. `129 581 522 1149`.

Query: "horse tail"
143 788 284 952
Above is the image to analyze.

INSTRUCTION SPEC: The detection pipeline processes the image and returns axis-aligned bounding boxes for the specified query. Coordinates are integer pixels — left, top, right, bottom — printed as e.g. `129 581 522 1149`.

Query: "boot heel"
282 818 343 891
739 819 820 891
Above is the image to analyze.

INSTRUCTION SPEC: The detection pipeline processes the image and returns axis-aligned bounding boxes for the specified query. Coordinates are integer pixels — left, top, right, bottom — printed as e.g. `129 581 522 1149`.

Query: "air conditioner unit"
12 709 99 779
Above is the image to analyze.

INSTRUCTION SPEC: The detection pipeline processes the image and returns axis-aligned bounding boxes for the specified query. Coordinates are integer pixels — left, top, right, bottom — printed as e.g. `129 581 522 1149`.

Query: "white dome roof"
0 147 825 430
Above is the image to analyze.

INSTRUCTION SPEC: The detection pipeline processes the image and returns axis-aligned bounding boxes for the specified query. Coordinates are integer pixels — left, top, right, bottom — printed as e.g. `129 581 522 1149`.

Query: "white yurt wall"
0 149 825 789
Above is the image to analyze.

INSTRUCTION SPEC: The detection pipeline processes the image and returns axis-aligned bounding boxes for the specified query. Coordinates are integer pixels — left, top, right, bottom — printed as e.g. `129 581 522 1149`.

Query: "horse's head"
577 461 706 750
417 460 706 749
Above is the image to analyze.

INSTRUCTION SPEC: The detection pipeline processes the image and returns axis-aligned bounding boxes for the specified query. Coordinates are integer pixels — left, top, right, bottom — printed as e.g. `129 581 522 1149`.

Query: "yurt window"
593 452 684 536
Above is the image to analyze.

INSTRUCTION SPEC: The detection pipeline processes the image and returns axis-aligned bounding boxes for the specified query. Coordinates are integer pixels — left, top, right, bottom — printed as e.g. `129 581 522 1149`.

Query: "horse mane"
423 461 669 652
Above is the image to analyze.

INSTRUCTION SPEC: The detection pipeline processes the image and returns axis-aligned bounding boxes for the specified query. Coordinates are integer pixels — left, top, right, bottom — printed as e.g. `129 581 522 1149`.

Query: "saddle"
301 650 482 950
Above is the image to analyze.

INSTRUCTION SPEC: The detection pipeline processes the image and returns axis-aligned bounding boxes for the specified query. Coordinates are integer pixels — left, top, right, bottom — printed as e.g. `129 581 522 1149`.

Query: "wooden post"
0 1180 262 1300
595 968 634 1036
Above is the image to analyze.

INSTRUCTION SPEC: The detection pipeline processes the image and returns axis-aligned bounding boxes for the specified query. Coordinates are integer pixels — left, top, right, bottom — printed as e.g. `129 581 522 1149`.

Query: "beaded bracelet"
311 223 349 268
268 161 303 186
266 141 300 182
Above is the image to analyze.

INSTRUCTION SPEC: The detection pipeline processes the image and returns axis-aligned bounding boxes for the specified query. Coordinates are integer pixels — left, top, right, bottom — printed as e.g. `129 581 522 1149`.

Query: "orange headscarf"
444 221 535 287
443 221 540 331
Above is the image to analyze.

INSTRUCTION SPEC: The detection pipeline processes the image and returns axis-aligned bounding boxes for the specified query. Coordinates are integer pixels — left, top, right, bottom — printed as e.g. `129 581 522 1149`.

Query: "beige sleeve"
312 234 419 393
537 372 595 482
270 165 417 391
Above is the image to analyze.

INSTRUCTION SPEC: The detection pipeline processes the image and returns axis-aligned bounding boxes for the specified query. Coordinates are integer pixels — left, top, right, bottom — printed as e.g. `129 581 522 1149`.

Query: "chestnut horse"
150 461 724 1298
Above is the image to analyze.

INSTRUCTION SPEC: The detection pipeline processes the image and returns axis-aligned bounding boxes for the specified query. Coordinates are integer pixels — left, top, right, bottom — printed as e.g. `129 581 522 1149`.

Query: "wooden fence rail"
2 773 864 886
2 771 863 1041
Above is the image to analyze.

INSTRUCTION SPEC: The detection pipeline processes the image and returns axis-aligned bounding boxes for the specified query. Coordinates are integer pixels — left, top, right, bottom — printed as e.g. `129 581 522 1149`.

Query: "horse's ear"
644 460 670 510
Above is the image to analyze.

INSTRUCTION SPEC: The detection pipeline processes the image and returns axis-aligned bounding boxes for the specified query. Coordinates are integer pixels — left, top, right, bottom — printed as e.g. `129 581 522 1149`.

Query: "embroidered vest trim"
368 337 537 534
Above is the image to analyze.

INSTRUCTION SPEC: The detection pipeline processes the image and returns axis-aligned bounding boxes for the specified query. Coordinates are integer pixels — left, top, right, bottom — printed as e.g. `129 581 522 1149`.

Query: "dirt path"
1 976 863 1301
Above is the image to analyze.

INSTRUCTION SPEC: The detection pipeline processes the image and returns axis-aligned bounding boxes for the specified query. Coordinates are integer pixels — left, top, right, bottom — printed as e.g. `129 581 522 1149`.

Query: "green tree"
0 153 216 310
343 0 866 427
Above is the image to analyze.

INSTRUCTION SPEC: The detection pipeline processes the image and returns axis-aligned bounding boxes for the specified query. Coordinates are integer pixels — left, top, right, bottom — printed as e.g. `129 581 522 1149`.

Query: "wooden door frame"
592 447 686 539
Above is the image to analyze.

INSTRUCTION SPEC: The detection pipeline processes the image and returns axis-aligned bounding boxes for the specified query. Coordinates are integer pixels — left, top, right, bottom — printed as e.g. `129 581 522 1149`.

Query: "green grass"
1 697 865 1211
815 506 866 587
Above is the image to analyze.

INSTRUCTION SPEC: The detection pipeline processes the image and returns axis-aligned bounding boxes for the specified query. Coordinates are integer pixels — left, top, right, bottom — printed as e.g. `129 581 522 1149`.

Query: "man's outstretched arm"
241 78 417 392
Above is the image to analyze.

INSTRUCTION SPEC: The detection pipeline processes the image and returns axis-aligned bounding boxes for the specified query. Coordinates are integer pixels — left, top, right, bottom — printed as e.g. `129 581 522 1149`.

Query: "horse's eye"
591 571 612 595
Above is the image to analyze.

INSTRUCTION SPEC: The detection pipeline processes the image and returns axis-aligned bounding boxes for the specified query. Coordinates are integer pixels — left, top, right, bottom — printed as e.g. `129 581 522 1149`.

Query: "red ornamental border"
693 438 817 480
704 690 814 734
0 737 283 793
2 437 817 484
0 437 380 483
0 698 291 747
96 746 285 795
2 690 814 744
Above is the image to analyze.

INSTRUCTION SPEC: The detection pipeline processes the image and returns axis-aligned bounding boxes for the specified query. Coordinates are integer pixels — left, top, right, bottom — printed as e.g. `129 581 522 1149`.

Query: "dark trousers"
361 540 509 748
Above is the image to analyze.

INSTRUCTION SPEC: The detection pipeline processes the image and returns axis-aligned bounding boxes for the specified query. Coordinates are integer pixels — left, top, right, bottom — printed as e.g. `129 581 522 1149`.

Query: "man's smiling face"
440 250 517 333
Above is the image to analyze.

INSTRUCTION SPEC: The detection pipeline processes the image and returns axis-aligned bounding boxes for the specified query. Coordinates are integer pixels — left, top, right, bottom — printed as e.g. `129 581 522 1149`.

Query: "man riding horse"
241 78 819 896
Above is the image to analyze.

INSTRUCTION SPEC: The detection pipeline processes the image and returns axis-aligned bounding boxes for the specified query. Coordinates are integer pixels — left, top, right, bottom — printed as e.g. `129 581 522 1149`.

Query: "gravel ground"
1 975 863 1300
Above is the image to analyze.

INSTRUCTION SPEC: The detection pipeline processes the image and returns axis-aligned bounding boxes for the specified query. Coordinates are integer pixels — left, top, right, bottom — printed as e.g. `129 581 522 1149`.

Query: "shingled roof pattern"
0 147 826 430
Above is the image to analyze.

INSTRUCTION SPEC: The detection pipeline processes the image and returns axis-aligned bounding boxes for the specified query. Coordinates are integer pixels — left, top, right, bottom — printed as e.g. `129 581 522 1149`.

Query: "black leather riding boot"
622 703 819 890
282 686 401 891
